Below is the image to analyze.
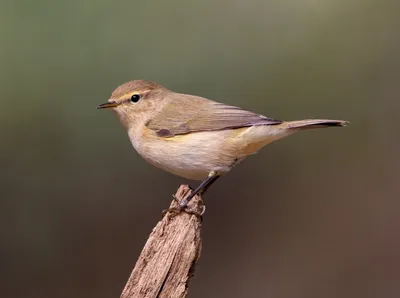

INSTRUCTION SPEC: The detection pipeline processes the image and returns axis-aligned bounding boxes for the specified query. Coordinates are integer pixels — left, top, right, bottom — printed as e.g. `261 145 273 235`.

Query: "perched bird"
98 80 346 213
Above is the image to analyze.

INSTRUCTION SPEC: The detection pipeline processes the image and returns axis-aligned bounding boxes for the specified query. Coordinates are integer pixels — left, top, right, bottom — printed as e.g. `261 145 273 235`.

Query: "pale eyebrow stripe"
116 90 150 101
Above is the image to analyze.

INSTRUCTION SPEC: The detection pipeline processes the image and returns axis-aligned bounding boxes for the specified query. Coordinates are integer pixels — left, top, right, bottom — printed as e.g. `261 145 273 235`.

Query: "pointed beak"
97 101 118 109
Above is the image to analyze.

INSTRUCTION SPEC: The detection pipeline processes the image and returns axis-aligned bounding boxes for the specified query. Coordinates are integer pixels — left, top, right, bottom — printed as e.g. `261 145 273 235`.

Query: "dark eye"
130 94 141 103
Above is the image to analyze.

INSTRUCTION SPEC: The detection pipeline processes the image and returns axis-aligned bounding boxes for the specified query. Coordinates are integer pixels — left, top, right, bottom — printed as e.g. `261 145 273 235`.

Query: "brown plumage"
98 80 347 210
111 80 165 99
146 95 283 137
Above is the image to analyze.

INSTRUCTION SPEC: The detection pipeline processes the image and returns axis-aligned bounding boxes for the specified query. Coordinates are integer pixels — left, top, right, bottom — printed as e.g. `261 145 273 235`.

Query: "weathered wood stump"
121 185 203 298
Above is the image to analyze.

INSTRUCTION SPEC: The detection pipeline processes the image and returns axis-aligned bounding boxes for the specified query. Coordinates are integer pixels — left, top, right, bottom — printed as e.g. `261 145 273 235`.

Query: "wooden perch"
121 185 204 298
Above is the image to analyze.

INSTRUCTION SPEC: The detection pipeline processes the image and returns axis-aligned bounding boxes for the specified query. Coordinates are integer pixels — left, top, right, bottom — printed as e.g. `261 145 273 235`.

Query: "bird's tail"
237 118 347 156
282 119 347 130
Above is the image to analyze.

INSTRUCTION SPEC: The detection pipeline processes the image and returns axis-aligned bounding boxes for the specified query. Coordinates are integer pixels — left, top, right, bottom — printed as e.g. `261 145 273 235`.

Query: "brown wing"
146 94 282 137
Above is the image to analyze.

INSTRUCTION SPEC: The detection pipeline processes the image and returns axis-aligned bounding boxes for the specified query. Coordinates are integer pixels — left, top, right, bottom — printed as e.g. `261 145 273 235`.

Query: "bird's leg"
163 171 219 217
179 171 219 208
198 175 220 195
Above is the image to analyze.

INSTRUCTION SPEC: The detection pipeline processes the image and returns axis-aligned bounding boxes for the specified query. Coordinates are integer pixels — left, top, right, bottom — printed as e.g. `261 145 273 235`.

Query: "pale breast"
127 124 291 180
128 126 243 180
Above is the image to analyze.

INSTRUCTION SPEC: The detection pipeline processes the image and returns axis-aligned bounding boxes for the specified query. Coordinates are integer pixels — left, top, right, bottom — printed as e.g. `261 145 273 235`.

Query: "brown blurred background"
1 1 400 297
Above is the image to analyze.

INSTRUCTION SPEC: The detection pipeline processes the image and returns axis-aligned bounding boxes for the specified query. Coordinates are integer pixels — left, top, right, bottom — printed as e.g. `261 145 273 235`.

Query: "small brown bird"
98 80 346 213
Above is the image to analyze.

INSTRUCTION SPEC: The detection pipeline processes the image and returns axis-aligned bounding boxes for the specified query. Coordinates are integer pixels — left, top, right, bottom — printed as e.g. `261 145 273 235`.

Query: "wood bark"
121 185 203 298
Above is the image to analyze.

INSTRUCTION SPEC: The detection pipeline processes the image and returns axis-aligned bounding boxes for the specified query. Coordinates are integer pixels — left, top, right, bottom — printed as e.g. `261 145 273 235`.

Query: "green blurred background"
1 0 399 297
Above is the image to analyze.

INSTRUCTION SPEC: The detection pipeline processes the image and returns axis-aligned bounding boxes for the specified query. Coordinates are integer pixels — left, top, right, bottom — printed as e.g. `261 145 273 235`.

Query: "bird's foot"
161 194 206 218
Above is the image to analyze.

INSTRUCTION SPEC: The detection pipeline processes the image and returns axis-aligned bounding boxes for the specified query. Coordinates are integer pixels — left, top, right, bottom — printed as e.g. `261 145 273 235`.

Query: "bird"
97 80 346 214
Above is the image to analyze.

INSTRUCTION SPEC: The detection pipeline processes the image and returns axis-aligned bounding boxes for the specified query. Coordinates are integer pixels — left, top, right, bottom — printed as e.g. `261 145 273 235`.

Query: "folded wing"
146 94 282 137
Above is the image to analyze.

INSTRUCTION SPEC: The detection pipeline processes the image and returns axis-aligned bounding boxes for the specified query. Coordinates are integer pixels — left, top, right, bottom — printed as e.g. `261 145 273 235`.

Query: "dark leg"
163 171 220 217
199 175 219 195
180 171 220 208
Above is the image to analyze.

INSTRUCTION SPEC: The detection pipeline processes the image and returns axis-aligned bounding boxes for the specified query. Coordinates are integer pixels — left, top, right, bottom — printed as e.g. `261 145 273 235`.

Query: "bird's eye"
130 94 141 103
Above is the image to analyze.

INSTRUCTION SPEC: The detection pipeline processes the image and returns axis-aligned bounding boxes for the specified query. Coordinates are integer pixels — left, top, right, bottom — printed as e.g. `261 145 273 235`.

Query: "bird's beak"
97 101 118 109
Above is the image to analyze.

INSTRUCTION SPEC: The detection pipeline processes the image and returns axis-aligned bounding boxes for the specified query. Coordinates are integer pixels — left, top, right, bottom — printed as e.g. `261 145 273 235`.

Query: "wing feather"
146 94 281 137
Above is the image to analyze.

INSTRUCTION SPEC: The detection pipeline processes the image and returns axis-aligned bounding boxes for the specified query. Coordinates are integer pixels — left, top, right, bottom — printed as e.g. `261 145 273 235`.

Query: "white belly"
128 125 291 180
129 130 237 180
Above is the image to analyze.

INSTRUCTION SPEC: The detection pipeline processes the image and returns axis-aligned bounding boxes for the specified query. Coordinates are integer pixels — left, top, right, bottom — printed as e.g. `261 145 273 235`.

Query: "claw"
171 194 180 204
162 192 206 218
161 204 205 219
199 204 206 216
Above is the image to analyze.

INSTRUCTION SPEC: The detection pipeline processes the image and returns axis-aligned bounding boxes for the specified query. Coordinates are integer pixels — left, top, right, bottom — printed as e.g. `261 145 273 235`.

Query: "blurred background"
1 0 400 297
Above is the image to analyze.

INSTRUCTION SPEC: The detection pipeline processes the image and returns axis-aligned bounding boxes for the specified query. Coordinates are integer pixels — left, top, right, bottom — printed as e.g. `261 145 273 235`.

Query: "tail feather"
283 119 347 130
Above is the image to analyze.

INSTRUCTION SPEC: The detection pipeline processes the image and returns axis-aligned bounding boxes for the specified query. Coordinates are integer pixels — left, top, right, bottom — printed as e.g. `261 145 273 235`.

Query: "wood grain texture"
121 185 203 298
